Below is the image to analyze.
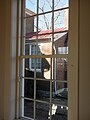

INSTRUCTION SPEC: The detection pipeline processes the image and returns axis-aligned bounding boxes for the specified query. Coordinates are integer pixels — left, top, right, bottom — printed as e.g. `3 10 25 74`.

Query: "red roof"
26 28 66 40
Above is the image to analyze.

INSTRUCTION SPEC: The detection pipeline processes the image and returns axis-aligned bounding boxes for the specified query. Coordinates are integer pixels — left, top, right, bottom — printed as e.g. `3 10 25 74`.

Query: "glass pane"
53 32 68 54
25 0 37 14
36 102 50 120
39 0 52 13
24 99 34 118
24 79 34 99
54 9 69 30
56 58 68 81
36 80 50 102
23 1 69 120
25 40 52 55
52 82 68 105
24 16 37 36
38 13 52 31
54 0 69 10
51 57 68 82
25 56 51 75
25 32 68 55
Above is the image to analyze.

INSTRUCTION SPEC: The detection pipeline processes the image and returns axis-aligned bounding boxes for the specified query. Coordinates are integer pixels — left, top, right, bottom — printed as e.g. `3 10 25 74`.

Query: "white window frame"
29 44 41 72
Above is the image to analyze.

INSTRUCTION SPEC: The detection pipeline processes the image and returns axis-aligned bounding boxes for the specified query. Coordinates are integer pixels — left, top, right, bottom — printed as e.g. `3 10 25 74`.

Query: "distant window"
30 44 41 71
58 47 68 54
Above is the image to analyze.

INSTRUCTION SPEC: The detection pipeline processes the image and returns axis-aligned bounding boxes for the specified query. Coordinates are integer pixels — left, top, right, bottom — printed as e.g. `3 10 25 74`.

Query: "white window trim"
29 44 41 72
68 0 79 120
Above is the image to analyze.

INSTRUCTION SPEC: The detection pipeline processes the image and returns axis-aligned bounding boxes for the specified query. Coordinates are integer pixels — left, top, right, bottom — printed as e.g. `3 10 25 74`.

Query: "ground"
24 97 67 120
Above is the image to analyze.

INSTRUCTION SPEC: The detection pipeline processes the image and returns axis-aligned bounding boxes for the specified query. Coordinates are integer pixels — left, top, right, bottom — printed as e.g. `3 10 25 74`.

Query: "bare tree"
27 0 67 30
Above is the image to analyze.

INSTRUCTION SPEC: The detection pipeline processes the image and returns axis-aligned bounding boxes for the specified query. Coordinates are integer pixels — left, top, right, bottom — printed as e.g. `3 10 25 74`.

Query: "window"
30 44 41 71
16 0 79 120
20 0 69 119
58 47 68 54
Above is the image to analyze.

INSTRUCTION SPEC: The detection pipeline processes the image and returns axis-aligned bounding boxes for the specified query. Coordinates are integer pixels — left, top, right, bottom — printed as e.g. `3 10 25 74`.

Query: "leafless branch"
54 12 61 23
54 0 61 8
28 0 62 30
28 0 34 5
46 0 52 9
42 7 49 29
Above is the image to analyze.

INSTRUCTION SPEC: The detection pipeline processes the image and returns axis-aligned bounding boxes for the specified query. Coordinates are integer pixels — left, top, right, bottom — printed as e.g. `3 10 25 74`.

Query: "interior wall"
0 0 17 120
0 1 6 119
79 0 90 120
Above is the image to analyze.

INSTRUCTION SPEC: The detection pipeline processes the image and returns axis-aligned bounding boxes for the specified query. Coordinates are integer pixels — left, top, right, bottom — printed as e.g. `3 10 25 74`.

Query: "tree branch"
46 0 52 9
54 12 60 24
54 0 61 8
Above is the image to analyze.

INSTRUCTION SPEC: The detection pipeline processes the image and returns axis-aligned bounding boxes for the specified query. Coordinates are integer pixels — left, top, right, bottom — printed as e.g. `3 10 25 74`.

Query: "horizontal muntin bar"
21 96 49 104
24 7 69 18
19 54 68 59
36 99 68 108
20 77 68 83
21 96 68 108
21 96 34 101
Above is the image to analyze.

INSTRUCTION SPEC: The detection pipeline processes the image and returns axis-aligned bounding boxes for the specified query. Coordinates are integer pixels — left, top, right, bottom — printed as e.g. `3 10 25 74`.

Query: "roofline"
25 8 36 16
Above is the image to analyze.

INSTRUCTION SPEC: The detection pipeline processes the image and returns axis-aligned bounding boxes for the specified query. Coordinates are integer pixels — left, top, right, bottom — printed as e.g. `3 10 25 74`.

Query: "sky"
26 0 69 13
26 0 69 30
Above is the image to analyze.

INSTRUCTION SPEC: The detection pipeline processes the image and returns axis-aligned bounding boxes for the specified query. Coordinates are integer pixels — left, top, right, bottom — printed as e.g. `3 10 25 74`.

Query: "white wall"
79 0 90 120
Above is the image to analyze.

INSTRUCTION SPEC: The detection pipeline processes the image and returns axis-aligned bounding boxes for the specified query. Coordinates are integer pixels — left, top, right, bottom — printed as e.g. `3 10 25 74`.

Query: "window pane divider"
21 96 68 108
20 77 68 83
20 54 68 59
24 7 69 18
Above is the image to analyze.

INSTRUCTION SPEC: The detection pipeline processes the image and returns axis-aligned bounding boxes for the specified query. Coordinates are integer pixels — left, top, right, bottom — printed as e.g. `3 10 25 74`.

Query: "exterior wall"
26 14 34 33
55 34 68 89
40 42 52 79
